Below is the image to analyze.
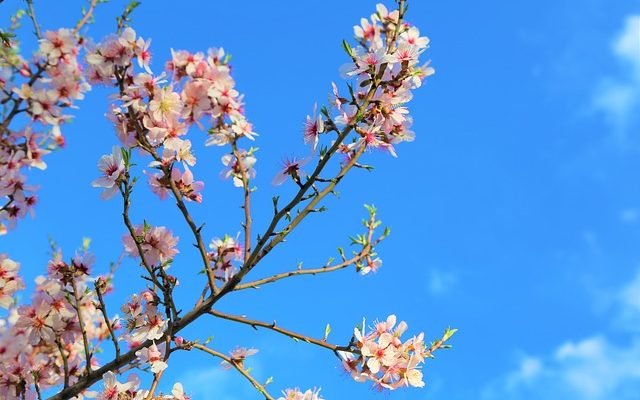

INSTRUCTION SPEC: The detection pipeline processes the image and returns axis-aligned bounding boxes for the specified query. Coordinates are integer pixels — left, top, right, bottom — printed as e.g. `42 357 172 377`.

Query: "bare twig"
94 279 121 359
190 343 275 400
209 309 356 354
54 336 69 388
69 279 92 376
234 245 372 291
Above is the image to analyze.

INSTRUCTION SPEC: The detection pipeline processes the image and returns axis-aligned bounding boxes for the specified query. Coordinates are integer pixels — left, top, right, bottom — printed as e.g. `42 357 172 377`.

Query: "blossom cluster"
1 28 90 234
95 372 189 400
87 26 256 203
277 3 433 187
278 388 324 400
122 224 180 267
0 248 117 399
0 255 24 308
340 315 429 390
120 290 168 345
208 233 243 282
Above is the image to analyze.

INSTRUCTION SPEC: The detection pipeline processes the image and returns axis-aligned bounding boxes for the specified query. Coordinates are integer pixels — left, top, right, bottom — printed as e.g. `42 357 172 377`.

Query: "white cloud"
616 269 640 330
592 15 640 138
613 16 640 78
483 268 640 400
483 336 640 400
620 208 640 224
426 268 457 296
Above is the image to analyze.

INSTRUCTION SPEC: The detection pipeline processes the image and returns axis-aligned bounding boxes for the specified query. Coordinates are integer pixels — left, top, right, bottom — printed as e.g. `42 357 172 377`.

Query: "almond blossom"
278 388 324 400
135 341 167 373
273 156 310 186
171 383 191 400
303 104 324 150
1 26 89 234
92 146 125 199
0 255 24 309
123 224 180 267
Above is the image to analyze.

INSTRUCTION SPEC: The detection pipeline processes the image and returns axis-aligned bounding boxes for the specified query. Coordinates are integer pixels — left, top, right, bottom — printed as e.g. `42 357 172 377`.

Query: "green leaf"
342 39 354 58
442 327 458 342
323 323 332 340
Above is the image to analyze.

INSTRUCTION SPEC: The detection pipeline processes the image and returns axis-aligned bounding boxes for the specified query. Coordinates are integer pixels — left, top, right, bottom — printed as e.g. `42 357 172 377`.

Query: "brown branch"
54 336 69 388
165 172 217 295
94 279 121 359
32 373 43 400
234 246 370 291
190 343 274 400
231 140 252 263
69 279 92 376
223 86 377 295
209 309 355 354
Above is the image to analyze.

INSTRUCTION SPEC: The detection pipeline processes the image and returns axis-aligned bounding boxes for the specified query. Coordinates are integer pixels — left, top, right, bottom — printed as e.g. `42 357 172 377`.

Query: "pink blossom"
149 86 183 121
171 383 190 400
171 166 204 203
272 156 310 186
123 225 179 266
221 149 257 187
303 104 324 150
135 342 167 373
92 146 125 199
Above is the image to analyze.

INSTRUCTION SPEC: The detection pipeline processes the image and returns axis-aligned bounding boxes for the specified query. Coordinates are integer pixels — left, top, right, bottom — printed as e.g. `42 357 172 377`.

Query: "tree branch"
190 343 275 400
209 309 356 354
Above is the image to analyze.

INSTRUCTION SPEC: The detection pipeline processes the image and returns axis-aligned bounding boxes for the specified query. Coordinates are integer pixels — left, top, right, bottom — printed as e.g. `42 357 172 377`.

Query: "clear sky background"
2 0 640 399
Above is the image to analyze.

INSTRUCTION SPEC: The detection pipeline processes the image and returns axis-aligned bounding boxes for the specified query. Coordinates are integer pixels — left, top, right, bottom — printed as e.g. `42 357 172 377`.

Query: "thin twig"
73 0 99 34
54 336 69 388
191 343 275 400
70 279 92 376
94 279 121 359
231 140 252 263
209 309 356 354
25 0 42 39
234 247 371 291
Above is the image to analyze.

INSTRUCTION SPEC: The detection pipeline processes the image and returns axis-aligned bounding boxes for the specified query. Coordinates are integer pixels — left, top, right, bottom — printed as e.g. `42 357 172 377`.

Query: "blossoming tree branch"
0 0 456 399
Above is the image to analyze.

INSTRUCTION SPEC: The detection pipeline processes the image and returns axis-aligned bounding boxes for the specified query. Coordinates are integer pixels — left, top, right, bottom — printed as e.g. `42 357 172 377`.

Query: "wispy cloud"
483 336 640 400
483 267 640 400
620 208 640 224
425 268 458 296
592 15 640 140
616 269 640 331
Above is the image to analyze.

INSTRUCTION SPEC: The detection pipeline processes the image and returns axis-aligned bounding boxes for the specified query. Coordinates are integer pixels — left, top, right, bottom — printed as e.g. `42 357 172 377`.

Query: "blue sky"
2 0 640 399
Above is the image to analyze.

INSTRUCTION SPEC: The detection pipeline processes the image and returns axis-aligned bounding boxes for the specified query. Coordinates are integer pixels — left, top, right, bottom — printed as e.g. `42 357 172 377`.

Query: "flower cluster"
208 234 243 281
123 224 180 267
0 255 24 308
120 291 168 345
0 247 117 399
1 28 90 234
340 315 429 390
273 3 433 187
278 388 324 400
135 341 167 373
87 27 256 206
